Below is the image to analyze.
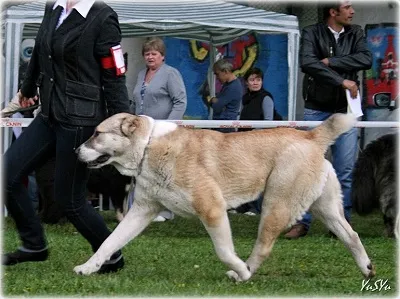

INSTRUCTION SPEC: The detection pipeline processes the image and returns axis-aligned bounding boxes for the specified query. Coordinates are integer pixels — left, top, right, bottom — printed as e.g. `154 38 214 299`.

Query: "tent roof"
3 0 299 45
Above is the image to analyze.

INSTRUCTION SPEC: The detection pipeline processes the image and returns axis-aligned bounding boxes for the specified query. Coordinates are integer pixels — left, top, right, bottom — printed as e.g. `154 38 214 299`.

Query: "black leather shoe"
3 249 48 266
98 251 124 274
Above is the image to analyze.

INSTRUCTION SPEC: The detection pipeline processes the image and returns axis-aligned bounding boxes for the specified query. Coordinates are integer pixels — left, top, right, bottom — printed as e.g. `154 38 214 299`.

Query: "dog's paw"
226 269 252 282
73 262 101 275
226 270 241 282
365 263 376 278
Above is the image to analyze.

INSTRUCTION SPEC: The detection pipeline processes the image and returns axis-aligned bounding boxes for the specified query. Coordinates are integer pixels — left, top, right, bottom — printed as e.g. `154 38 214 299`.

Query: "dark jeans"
35 155 65 224
4 115 111 252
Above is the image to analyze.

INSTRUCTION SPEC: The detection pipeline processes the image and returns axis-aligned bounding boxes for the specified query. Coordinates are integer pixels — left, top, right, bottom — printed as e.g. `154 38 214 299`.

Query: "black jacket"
21 1 130 126
240 89 282 121
239 89 282 132
300 23 372 113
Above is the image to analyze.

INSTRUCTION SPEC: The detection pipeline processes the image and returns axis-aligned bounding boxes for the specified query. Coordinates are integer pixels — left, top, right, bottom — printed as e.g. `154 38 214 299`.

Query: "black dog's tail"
352 134 396 215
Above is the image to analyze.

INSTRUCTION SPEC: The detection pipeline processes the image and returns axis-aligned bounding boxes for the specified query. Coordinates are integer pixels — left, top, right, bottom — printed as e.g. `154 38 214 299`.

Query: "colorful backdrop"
164 34 288 119
363 23 398 109
362 23 398 147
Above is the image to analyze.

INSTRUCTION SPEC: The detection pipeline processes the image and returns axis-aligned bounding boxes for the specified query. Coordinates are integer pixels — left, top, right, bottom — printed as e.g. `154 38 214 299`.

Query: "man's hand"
342 79 358 98
207 96 218 104
320 58 330 66
18 90 38 108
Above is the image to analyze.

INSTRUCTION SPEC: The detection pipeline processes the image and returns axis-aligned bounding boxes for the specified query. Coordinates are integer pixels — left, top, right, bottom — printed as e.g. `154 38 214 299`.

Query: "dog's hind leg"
73 199 162 275
310 163 376 278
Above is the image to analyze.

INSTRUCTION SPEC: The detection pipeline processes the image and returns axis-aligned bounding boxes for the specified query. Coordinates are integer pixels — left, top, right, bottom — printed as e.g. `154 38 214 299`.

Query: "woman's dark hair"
244 67 264 81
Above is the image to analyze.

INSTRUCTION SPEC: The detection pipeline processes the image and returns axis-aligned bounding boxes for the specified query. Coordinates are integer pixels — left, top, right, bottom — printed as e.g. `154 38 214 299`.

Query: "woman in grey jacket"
131 37 187 120
131 37 187 221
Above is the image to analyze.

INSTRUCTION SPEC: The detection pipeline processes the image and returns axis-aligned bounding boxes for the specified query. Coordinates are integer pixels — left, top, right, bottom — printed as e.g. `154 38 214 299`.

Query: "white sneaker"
153 215 167 222
244 211 257 216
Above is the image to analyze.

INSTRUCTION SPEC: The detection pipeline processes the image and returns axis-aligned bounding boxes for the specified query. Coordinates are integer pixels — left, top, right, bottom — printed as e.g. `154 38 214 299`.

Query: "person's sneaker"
98 251 124 274
3 249 48 266
153 215 167 222
284 224 308 239
244 211 257 216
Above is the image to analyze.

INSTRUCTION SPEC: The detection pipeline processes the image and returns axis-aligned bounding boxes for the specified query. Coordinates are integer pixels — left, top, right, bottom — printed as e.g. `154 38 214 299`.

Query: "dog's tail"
310 113 357 152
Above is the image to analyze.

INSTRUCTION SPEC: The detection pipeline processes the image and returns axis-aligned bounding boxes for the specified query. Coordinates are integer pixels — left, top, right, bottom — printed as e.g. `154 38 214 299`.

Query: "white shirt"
53 0 95 29
328 26 345 43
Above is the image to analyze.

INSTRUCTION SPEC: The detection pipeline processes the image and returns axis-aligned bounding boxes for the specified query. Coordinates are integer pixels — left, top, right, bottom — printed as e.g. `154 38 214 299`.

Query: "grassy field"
2 211 398 297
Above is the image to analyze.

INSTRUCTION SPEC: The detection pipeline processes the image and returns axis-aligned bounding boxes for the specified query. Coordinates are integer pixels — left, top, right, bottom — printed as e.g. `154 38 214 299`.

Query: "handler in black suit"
3 0 130 273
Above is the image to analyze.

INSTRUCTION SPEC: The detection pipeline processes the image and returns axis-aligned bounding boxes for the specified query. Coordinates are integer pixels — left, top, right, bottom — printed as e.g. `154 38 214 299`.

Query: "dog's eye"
93 131 100 137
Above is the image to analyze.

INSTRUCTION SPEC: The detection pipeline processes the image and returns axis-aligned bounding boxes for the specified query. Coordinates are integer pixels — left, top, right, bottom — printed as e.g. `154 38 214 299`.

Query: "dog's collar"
136 118 156 177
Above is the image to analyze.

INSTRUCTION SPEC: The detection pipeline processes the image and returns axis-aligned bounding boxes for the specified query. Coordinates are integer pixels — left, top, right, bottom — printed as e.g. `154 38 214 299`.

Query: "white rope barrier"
1 117 399 129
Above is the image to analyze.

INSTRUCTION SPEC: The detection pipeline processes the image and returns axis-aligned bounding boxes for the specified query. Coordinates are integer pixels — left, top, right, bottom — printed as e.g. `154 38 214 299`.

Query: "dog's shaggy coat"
73 113 375 281
352 133 398 238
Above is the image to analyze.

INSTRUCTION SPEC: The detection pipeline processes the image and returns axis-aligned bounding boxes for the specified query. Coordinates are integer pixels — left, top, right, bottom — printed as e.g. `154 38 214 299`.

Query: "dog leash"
1 104 40 117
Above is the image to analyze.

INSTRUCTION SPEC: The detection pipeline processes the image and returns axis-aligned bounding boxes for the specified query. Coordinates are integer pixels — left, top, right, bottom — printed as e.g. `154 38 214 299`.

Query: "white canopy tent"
2 0 300 148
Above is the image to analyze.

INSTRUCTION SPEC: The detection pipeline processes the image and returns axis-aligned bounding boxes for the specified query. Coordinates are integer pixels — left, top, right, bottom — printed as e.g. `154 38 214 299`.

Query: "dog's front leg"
73 200 161 275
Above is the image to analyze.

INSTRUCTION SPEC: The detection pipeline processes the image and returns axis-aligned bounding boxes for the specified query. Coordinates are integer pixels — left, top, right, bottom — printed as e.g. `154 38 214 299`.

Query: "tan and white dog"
73 112 375 281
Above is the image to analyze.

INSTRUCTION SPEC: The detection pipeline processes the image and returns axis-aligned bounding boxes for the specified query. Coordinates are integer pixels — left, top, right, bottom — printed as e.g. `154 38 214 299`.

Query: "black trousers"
4 114 111 252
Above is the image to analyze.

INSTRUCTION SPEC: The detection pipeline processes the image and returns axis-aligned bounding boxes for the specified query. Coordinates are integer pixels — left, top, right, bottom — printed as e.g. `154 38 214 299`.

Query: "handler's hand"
18 90 38 108
342 79 358 98
320 58 329 66
209 96 218 104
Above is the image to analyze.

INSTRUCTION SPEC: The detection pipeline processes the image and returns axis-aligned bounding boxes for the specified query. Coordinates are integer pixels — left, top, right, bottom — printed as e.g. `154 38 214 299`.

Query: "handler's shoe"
284 224 308 239
3 248 48 266
98 251 124 274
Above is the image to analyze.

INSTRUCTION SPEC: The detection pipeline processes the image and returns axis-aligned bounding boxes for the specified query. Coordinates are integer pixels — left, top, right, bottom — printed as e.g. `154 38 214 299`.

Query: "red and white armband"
101 44 126 76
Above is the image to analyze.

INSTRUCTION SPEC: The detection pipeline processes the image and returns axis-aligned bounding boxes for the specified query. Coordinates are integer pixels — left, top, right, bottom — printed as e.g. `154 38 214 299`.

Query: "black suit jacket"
21 1 130 126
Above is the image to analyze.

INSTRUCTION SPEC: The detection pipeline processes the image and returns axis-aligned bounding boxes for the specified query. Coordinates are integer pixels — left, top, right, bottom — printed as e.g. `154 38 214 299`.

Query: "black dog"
87 165 132 222
352 133 398 237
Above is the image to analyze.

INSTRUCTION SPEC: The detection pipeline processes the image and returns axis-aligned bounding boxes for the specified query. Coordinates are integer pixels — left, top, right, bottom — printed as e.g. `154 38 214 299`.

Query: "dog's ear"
121 116 139 136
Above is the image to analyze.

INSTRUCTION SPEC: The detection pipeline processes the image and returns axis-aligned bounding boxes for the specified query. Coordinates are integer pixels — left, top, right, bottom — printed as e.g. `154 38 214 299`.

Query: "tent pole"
287 32 299 121
208 42 217 120
293 33 300 120
2 22 22 153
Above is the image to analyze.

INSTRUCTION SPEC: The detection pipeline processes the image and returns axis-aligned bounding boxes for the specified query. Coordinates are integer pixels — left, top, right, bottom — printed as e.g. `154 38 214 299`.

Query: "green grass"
2 211 398 297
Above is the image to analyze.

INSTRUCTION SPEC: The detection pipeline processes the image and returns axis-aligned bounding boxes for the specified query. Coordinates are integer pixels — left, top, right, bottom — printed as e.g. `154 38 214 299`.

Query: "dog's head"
76 113 153 175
